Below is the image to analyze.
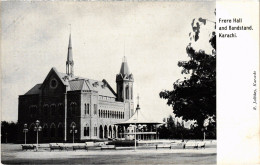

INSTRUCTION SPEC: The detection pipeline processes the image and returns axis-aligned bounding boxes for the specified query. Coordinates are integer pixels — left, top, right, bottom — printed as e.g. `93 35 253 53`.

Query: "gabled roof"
24 84 42 95
24 67 117 98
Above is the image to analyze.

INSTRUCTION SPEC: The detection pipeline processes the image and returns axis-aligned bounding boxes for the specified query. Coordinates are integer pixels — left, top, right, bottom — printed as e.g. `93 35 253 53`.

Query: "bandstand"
116 100 162 141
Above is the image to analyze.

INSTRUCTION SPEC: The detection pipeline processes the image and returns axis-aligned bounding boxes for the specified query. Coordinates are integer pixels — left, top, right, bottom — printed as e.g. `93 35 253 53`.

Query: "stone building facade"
17 35 134 143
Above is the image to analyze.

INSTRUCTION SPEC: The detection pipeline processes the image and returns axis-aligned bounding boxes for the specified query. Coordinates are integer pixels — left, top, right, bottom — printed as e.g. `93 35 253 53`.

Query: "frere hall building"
17 35 135 143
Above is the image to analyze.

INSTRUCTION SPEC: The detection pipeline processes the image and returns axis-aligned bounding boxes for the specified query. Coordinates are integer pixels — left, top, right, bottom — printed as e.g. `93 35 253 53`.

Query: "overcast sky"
1 1 215 123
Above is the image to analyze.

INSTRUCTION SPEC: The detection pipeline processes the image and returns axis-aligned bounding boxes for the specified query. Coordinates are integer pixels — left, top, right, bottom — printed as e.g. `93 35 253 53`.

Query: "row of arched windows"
98 109 124 119
27 123 63 138
43 104 63 117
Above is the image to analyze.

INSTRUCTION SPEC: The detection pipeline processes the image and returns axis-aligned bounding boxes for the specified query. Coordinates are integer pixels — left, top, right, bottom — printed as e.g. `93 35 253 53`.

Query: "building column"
64 93 67 142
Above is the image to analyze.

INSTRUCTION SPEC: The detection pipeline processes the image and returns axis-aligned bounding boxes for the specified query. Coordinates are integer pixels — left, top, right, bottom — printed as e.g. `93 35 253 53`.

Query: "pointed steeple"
66 33 74 77
119 56 130 75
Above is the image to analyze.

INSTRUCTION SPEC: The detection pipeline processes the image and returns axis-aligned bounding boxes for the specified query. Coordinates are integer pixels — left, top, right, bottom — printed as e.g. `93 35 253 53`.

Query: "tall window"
50 124 56 137
94 104 97 115
84 104 87 115
84 126 89 136
99 110 100 117
58 104 63 117
43 105 48 116
50 104 56 116
87 104 90 114
125 86 129 99
94 127 97 136
70 103 77 116
131 87 133 99
58 124 63 138
43 125 48 137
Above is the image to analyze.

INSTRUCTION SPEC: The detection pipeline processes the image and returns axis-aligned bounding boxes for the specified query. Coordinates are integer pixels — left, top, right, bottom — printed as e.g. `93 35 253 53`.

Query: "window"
84 127 87 136
58 125 63 138
87 104 90 114
43 126 48 137
131 87 133 99
58 104 63 117
86 127 90 136
94 104 97 115
50 104 56 116
125 86 129 99
43 105 48 116
84 104 87 115
50 125 56 137
84 127 90 136
94 127 97 136
70 103 77 116
99 110 100 117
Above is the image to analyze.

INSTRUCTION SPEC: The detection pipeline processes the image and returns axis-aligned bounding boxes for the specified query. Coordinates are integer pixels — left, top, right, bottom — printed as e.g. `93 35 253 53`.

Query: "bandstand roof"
116 105 163 125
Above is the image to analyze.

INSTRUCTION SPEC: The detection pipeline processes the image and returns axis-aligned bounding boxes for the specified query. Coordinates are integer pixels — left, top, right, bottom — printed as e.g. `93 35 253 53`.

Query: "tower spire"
66 27 74 77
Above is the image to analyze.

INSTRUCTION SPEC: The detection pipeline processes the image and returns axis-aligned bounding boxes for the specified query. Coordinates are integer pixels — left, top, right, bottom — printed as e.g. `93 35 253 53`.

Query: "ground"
1 143 216 164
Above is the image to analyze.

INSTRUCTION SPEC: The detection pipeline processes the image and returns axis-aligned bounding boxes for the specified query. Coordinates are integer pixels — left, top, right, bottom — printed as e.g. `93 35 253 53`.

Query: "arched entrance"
104 125 108 138
113 126 117 138
109 126 112 138
99 125 103 139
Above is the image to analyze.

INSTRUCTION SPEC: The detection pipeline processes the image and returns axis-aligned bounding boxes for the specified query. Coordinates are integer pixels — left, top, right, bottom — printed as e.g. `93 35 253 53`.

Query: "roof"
116 105 163 125
24 84 42 95
24 68 117 98
68 78 116 98
119 57 130 75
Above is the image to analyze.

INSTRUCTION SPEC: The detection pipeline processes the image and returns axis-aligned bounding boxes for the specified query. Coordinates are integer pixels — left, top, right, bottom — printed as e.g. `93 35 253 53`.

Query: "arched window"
50 123 56 138
94 104 97 115
58 123 63 138
58 103 63 117
70 102 77 116
84 124 89 136
125 86 129 100
87 104 90 114
84 104 87 115
43 124 48 137
50 104 56 116
131 87 133 100
43 105 48 116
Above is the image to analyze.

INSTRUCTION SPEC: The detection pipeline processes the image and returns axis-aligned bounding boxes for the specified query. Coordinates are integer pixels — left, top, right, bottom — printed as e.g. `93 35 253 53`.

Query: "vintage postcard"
0 0 258 164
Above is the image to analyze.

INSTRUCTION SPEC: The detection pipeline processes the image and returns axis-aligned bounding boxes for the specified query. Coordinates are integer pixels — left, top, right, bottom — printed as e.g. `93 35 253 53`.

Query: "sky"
1 1 215 124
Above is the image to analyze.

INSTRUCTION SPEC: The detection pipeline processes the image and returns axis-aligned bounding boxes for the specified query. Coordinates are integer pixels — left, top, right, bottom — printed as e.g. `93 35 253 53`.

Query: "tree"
1 121 18 143
159 12 216 131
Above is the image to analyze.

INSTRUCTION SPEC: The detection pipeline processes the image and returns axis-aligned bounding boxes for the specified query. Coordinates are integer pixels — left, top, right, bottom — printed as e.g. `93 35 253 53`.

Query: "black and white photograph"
1 0 258 164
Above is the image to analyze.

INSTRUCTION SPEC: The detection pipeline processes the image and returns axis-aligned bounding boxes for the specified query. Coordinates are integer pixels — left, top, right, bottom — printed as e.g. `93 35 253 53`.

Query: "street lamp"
34 120 42 151
23 124 28 144
70 125 77 143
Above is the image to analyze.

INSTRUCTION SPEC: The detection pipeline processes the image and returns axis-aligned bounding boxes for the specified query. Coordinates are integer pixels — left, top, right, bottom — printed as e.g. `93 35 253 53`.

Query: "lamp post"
23 124 28 144
34 120 42 151
70 125 77 143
